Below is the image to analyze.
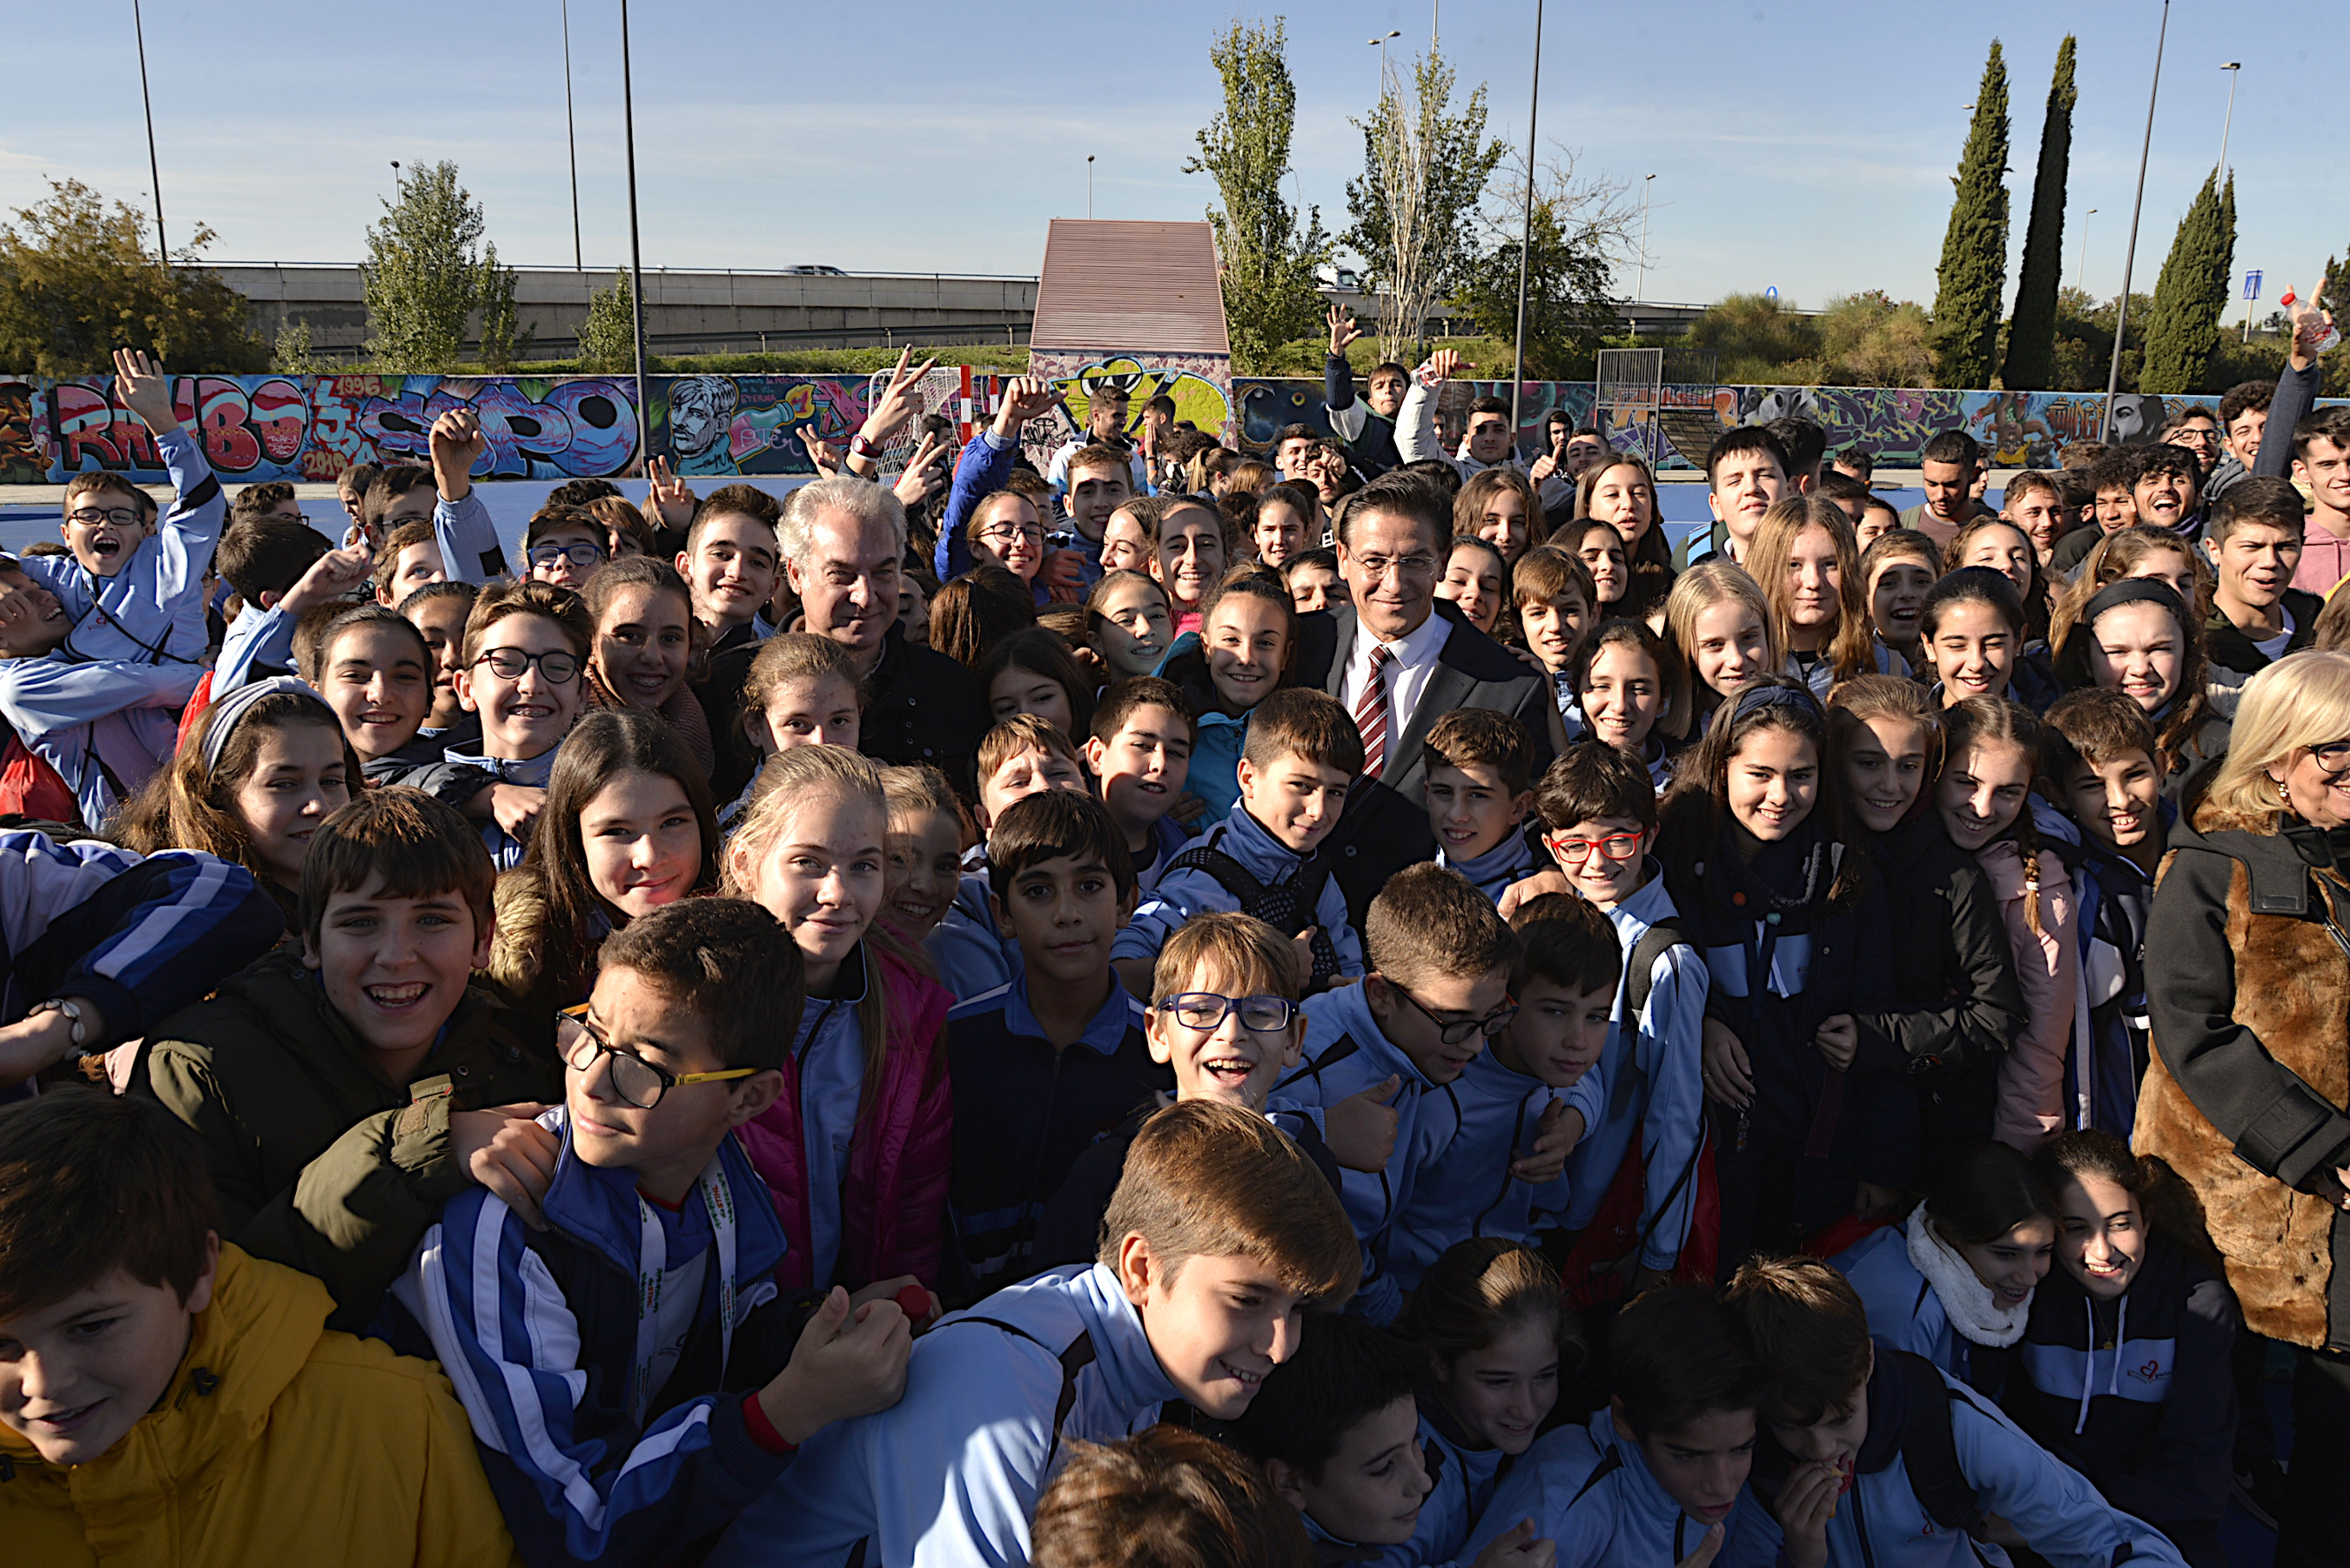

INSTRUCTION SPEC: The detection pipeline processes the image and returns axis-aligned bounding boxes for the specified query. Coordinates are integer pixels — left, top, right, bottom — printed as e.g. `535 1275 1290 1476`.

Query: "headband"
200 675 333 774
2079 578 2189 628
1733 683 1823 723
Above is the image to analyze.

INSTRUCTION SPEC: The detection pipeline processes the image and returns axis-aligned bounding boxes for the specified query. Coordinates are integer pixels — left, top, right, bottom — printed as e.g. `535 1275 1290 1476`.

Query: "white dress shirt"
1338 608 1454 747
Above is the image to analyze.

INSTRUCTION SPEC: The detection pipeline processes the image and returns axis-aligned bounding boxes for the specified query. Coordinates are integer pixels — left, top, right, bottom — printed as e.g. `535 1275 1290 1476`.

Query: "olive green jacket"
132 952 560 1330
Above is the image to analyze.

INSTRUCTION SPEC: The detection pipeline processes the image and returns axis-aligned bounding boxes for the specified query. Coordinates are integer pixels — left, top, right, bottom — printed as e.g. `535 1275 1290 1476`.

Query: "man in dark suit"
1288 471 1568 922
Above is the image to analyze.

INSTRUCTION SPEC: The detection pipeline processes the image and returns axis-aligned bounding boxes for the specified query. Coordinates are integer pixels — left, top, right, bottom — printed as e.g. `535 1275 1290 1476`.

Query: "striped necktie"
1355 642 1394 779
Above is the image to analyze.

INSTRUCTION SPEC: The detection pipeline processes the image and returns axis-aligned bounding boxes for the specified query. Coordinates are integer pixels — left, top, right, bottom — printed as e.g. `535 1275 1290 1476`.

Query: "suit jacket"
1290 601 1563 923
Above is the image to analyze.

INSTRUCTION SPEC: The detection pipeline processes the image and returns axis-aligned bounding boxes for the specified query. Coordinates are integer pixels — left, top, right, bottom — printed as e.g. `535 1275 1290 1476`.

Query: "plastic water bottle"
2280 285 2342 356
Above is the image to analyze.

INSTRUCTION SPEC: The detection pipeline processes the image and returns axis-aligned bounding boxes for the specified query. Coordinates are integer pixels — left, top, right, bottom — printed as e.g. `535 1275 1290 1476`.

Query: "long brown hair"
2048 526 2212 649
117 691 361 899
1941 695 2051 935
1827 673 1945 828
1744 496 1876 685
2032 1129 2227 1279
1660 673 1867 911
494 708 720 1007
2051 580 2212 767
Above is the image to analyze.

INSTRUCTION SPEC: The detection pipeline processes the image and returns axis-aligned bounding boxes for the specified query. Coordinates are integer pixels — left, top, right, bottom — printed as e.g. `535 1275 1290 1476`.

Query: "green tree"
0 179 263 375
1185 18 1331 371
1929 43 2011 388
576 271 638 373
2139 173 2237 392
475 241 534 372
1817 291 1937 386
363 160 486 371
2001 37 2076 390
1455 203 1615 379
1343 49 1507 363
1687 294 1826 384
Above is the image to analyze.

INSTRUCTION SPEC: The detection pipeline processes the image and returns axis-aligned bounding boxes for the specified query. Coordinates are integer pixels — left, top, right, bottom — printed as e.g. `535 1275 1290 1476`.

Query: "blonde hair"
1743 496 1874 685
1155 911 1300 1005
723 745 910 1123
1663 560 1780 694
2203 652 2350 822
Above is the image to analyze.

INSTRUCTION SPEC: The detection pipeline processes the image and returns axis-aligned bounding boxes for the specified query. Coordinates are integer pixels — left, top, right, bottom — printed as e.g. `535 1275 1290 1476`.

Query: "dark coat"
2203 587 2322 676
1287 601 1562 924
2135 781 2350 1350
1850 812 2029 1147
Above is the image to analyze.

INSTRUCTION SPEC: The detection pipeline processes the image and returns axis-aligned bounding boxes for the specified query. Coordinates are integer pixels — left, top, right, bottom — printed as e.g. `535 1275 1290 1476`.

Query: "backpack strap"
1163 847 1267 909
1607 917 1691 1123
1564 1444 1627 1510
1890 1350 1984 1533
938 1316 1098 1457
1273 1033 1363 1096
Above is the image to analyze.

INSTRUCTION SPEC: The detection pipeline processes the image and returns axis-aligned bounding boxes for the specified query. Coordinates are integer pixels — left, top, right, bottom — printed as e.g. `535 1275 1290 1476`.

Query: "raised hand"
430 409 487 500
797 426 842 476
645 454 697 528
1326 1074 1401 1173
1427 347 1463 383
113 348 179 436
991 375 1061 441
2285 274 2338 369
1328 303 1363 358
857 347 940 454
280 544 374 613
892 430 947 509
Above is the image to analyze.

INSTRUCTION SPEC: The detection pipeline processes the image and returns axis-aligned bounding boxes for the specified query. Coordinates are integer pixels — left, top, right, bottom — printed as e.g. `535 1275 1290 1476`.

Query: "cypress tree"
2000 37 2076 390
2139 173 2238 392
1929 43 2011 389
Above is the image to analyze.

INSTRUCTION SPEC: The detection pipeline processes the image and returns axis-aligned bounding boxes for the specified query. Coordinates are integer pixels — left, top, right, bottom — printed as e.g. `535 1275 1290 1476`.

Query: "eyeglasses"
1548 831 1644 864
2310 740 2350 778
560 1007 755 1109
977 524 1046 547
472 647 581 684
528 541 608 568
1389 984 1517 1046
1350 553 1438 581
66 506 140 528
1156 992 1299 1034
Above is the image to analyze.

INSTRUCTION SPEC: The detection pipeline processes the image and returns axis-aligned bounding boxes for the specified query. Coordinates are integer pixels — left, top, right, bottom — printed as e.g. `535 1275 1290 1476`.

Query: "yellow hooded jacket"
0 1243 520 1568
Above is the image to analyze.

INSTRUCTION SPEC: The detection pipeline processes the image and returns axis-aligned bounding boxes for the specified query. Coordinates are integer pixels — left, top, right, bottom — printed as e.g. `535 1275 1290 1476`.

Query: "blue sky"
3 1 2332 317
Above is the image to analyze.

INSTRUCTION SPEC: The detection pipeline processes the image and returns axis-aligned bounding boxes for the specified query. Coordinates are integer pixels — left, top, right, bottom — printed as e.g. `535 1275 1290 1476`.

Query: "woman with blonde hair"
1662 559 1778 737
2135 649 2350 1565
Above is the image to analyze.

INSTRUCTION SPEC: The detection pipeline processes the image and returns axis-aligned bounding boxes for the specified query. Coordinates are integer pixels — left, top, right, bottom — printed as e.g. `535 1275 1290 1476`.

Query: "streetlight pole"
2099 0 2169 445
2075 208 2096 293
2217 62 2241 177
1635 175 1655 300
131 0 167 265
619 0 651 470
561 0 583 271
1086 156 1094 220
1508 0 1544 441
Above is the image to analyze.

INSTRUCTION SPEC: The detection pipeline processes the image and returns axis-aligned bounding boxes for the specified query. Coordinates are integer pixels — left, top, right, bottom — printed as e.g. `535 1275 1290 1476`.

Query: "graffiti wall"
4 370 2334 486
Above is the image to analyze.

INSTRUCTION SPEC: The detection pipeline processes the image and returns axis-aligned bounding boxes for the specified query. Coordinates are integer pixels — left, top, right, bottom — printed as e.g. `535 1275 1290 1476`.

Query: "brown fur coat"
2136 799 2350 1350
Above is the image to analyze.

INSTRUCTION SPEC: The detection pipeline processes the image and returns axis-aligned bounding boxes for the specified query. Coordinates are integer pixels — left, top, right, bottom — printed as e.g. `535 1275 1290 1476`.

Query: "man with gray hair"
779 474 989 792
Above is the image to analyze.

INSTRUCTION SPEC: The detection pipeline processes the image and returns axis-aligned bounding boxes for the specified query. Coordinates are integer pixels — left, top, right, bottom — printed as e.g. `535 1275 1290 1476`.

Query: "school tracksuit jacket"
1560 870 1709 1272
1833 1223 2002 1394
934 429 1018 584
212 600 300 693
1270 982 1465 1326
1463 1407 1775 1568
1302 1399 1509 1566
400 742 561 870
434 487 512 584
1392 1042 1605 1290
1112 801 1366 978
0 829 276 1052
1 426 222 823
943 970 1168 1297
2005 1239 2239 1564
707 1262 1180 1568
1434 831 1542 907
923 872 1016 1003
390 1109 800 1568
1729 1344 2188 1568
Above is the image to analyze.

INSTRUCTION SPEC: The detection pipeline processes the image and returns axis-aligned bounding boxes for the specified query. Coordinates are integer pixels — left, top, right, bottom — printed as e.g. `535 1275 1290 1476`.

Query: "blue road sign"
1765 286 1779 300
2245 270 2263 300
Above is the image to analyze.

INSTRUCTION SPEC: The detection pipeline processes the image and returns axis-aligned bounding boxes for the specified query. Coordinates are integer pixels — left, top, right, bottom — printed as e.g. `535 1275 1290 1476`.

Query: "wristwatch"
27 998 89 1049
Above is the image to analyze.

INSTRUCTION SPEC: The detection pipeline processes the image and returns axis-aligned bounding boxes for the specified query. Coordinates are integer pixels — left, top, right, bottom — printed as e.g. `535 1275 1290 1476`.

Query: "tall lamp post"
619 0 650 469
2099 0 2170 445
1631 173 1655 338
131 0 166 264
2075 208 2097 293
2216 62 2241 177
1086 156 1095 219
1507 0 1544 440
561 0 583 271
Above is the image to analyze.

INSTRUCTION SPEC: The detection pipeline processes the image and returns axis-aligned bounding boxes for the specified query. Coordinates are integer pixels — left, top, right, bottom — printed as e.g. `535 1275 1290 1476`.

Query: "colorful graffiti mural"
3 372 2335 486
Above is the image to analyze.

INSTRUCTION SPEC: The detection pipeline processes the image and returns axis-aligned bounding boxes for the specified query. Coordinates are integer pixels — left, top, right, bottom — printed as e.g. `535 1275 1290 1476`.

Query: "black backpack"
1887 1348 1987 1534
1161 845 1341 991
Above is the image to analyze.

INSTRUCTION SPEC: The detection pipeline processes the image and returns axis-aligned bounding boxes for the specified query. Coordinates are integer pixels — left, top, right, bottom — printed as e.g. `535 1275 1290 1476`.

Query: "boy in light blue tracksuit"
1536 745 1710 1284
1391 894 1622 1290
1424 710 1545 908
1112 800 1363 995
0 353 225 823
1270 864 1522 1327
1462 1286 1774 1568
1722 1257 2186 1568
708 1100 1363 1568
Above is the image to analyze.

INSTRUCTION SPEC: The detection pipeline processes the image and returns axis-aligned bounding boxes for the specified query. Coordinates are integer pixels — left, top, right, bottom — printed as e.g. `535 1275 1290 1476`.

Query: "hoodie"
0 1244 520 1568
2006 1239 2238 1552
1271 981 1465 1325
706 1263 1182 1568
